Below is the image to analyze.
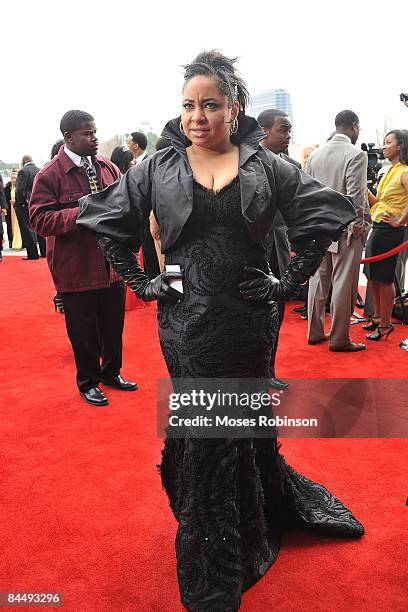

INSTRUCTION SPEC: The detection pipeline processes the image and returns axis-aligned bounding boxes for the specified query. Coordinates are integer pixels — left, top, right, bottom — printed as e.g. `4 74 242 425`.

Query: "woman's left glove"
239 237 331 303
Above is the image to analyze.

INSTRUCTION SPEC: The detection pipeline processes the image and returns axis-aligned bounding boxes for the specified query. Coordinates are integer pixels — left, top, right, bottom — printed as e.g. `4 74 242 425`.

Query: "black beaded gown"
158 177 364 611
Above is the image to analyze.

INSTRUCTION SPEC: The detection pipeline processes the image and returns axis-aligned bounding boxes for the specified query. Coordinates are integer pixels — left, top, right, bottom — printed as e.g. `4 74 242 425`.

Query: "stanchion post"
393 274 408 325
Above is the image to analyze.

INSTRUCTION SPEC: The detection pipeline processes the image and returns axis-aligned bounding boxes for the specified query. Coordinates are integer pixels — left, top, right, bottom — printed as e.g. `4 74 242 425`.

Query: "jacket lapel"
238 139 262 214
239 164 257 215
154 156 194 252
179 168 193 203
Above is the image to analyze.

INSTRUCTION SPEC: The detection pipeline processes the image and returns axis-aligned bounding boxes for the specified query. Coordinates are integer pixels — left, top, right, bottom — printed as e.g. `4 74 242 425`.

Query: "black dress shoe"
102 375 138 391
268 377 289 390
81 386 109 406
22 256 39 260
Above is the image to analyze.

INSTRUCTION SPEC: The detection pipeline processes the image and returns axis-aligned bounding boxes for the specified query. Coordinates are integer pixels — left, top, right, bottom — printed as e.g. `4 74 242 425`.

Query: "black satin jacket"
76 114 356 252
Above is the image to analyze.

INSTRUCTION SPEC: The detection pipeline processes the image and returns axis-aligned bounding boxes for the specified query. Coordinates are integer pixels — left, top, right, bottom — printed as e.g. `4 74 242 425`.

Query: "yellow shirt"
371 162 408 222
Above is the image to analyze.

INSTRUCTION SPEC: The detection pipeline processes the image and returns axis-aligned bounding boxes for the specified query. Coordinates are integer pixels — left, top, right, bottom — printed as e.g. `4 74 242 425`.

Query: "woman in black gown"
77 51 364 611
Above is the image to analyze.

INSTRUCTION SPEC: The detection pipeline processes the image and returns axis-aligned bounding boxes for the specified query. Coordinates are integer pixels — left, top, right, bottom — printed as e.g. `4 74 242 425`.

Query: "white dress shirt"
135 151 147 165
64 145 92 168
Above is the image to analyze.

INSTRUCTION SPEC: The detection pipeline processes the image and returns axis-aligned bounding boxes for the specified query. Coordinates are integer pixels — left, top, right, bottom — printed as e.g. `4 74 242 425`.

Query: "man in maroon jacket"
30 110 137 406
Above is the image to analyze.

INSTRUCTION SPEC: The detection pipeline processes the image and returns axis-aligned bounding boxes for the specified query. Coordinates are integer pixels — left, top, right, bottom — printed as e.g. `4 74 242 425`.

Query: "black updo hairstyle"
183 50 250 113
110 146 134 174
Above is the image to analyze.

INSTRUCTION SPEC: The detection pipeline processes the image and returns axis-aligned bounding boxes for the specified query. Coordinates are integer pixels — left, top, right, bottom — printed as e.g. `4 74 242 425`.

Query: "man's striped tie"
81 157 100 194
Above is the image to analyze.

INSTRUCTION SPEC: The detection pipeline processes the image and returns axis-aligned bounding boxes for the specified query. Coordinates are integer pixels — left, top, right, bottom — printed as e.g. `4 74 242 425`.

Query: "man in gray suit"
306 110 371 352
258 109 301 389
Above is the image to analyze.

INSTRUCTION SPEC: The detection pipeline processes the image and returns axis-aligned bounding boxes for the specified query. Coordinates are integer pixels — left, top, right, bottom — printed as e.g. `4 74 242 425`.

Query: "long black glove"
239 237 332 303
98 235 183 303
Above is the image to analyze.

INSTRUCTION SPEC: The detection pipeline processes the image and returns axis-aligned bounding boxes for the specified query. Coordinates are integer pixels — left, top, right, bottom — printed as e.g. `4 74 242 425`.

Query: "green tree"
0 160 19 172
99 128 160 159
98 135 123 159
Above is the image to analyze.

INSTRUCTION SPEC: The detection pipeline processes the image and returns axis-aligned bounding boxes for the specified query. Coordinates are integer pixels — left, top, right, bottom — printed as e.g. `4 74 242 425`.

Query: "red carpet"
0 257 407 611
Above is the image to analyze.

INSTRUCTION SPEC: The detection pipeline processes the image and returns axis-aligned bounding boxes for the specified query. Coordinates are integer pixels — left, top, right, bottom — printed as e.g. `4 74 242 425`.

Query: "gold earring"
230 117 239 135
179 121 186 135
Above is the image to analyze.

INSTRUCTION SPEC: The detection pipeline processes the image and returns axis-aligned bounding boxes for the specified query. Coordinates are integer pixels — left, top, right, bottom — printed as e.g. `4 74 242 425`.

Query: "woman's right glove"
239 237 331 303
98 235 183 303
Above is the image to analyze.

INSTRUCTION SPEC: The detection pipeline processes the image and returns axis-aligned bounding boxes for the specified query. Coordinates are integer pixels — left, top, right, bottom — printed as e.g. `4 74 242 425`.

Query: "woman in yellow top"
363 130 408 340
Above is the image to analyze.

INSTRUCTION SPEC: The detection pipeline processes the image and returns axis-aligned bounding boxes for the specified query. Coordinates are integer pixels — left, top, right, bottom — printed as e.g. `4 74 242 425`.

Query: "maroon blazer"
30 147 121 292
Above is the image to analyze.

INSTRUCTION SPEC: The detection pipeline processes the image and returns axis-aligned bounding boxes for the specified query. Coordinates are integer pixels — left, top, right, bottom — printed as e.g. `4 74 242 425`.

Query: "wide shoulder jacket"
76 114 356 253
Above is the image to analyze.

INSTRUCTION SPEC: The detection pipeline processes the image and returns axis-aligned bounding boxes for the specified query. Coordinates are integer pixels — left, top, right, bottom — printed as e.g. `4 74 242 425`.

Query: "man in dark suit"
258 109 301 390
15 155 45 259
30 110 137 406
0 174 7 262
126 131 160 278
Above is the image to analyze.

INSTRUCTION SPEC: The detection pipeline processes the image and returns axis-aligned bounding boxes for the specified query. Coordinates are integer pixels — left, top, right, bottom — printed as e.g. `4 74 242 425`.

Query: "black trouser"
269 244 285 377
5 208 13 247
14 204 39 258
61 282 126 393
363 286 374 318
37 235 46 257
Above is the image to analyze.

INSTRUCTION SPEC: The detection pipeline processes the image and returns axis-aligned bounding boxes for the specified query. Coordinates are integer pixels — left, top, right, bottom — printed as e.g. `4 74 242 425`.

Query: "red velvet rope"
290 239 408 263
361 239 408 263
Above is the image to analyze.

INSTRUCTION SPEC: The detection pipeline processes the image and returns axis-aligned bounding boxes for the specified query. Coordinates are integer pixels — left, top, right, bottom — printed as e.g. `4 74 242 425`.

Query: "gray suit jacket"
306 134 371 239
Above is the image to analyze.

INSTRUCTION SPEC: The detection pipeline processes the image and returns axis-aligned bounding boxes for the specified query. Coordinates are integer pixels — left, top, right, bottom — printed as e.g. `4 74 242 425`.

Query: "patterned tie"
81 157 100 194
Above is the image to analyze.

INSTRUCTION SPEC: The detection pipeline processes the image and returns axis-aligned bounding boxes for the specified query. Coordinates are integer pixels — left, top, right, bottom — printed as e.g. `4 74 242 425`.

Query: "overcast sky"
1 0 407 166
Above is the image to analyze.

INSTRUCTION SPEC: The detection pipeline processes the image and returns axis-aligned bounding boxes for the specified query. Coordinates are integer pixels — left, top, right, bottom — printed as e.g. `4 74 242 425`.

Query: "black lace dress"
158 178 363 611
